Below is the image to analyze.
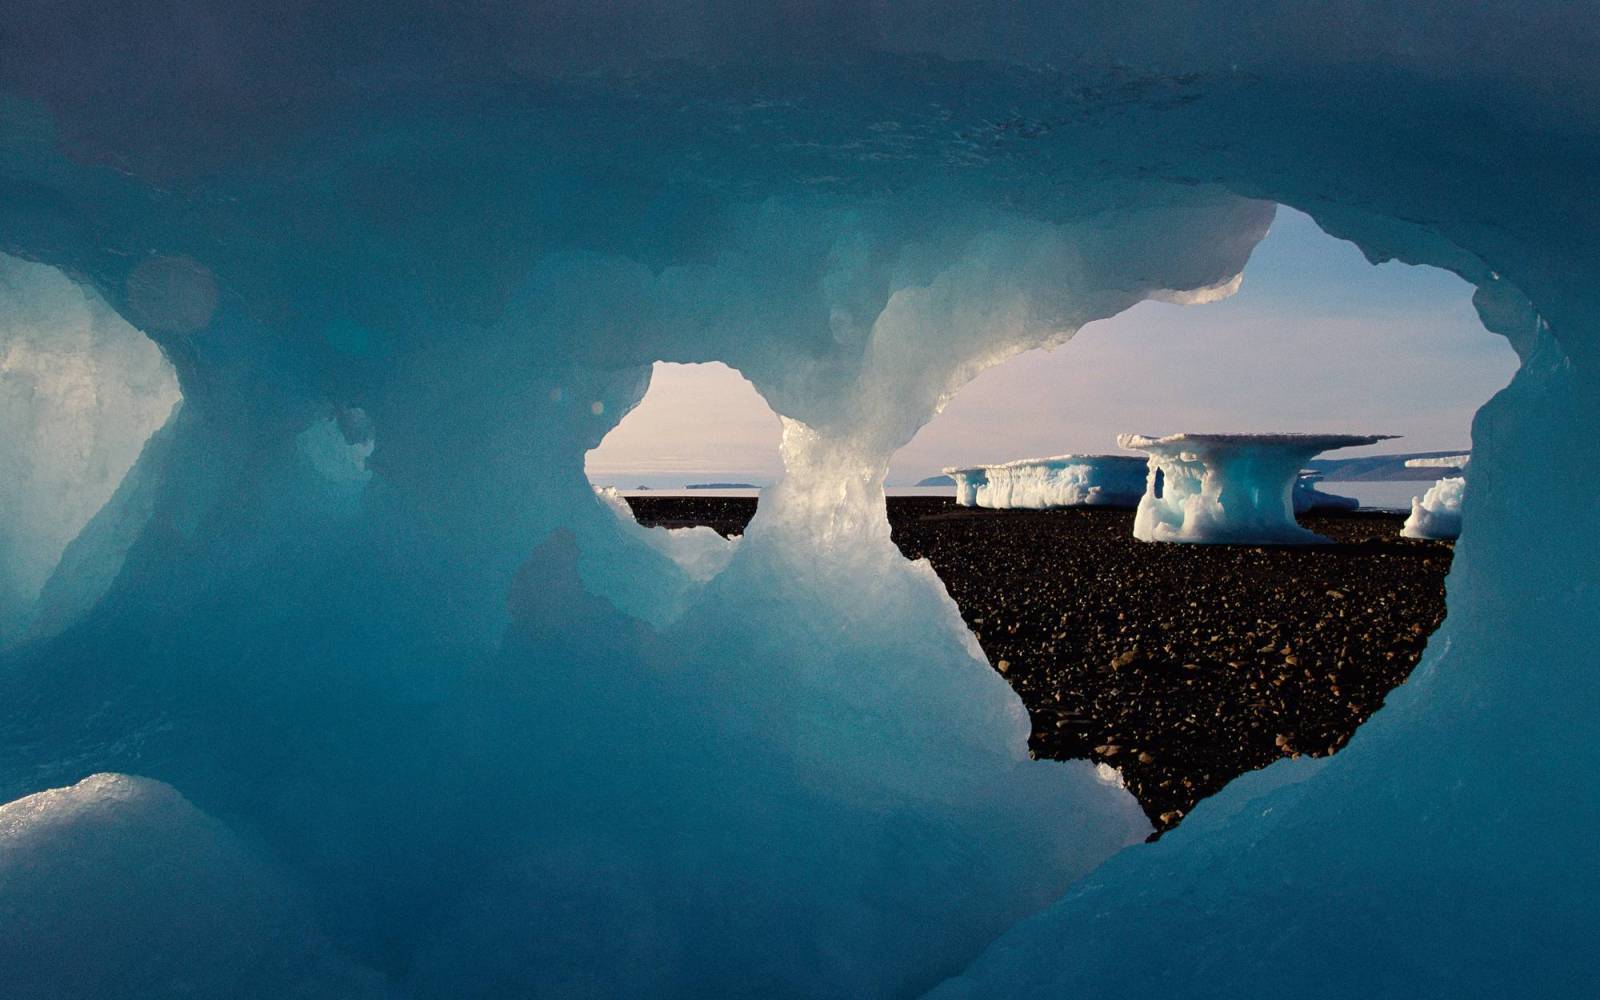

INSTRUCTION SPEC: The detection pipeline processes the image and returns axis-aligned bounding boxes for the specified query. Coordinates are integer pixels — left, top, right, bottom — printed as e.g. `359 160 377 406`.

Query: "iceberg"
943 454 1146 509
0 4 1595 998
1119 433 1396 544
1292 471 1359 513
1401 454 1471 540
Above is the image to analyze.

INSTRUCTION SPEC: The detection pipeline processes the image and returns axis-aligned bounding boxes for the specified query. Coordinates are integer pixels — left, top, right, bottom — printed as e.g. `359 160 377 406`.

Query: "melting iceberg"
1292 471 1359 513
0 3 1594 998
1401 454 1471 540
1119 433 1396 544
943 455 1146 509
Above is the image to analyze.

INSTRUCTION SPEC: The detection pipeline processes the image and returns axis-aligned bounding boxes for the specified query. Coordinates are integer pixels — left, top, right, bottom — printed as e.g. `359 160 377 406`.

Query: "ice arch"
584 361 781 492
0 5 1595 999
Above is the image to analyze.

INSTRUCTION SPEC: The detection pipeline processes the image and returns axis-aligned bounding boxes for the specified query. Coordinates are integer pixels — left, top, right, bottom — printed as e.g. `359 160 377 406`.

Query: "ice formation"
1292 471 1359 513
1119 433 1396 544
0 4 1595 998
946 467 987 506
0 254 179 644
943 455 1146 509
1402 454 1471 540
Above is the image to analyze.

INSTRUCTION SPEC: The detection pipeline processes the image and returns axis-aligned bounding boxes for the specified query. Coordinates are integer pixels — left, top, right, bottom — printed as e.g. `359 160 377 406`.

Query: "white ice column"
1118 433 1396 544
943 467 986 506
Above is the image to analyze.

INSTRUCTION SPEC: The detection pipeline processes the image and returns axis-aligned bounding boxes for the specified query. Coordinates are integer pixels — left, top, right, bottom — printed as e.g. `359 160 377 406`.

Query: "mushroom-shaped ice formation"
1402 454 1471 540
1293 472 1360 513
942 455 1147 509
944 466 988 506
1118 433 1398 544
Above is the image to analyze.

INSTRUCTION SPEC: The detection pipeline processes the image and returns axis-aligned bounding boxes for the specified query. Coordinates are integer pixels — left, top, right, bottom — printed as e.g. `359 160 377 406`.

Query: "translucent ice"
0 4 1594 998
0 254 179 643
1120 433 1396 544
0 774 386 999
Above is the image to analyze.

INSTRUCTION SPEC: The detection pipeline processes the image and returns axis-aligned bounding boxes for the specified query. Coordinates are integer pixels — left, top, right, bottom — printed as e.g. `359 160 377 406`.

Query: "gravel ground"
625 495 1452 834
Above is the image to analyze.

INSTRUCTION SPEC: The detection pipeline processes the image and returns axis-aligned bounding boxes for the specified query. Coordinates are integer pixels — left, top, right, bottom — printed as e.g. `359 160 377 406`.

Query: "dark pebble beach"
625 495 1451 835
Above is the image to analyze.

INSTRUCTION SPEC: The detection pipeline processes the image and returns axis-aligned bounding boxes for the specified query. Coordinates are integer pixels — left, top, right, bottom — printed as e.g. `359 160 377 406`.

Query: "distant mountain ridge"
1306 450 1470 481
916 474 955 487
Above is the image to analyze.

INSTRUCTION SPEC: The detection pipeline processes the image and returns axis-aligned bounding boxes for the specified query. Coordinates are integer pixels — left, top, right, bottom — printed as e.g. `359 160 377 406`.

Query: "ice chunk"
942 455 1146 509
592 485 739 585
1401 455 1470 539
0 774 385 999
1119 433 1397 544
1402 476 1467 540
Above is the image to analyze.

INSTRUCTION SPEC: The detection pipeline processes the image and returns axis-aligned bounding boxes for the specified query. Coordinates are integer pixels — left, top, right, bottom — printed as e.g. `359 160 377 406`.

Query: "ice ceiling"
1 4 1596 998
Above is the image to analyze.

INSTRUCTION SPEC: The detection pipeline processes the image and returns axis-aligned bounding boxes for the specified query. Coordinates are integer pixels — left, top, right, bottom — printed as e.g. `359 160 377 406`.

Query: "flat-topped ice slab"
1118 432 1398 544
1405 453 1472 470
942 454 1147 509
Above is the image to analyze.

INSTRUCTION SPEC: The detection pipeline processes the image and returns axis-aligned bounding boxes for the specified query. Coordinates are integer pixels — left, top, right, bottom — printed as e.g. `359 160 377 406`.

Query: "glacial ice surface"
0 4 1596 998
944 455 1146 509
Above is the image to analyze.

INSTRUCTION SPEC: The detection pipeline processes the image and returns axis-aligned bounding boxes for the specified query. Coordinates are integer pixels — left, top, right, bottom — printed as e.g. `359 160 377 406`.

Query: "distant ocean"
614 482 1431 511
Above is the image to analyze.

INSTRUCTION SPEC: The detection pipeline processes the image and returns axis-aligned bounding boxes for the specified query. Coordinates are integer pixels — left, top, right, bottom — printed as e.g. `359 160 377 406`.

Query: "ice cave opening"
1 10 1597 998
884 204 1521 834
584 360 782 496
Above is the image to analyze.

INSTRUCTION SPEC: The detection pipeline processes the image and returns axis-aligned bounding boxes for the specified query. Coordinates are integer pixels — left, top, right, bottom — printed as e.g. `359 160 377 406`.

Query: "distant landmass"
916 474 955 487
686 482 758 489
1306 451 1470 481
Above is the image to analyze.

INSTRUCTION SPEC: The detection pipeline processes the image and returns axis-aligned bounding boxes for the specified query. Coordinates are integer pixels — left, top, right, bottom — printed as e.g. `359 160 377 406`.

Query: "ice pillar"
1119 433 1396 544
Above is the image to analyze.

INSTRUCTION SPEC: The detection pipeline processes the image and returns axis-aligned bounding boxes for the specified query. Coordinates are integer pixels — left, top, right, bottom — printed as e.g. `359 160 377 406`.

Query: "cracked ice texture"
1120 433 1395 544
944 455 1146 509
0 3 1596 998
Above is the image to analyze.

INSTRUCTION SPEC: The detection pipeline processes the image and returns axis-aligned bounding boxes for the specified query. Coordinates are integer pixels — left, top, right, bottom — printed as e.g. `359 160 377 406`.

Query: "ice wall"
0 4 1595 998
945 455 1146 509
0 254 179 644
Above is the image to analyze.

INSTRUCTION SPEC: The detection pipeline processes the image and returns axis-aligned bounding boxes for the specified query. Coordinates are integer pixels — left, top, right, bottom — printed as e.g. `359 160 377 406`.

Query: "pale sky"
586 208 1519 488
